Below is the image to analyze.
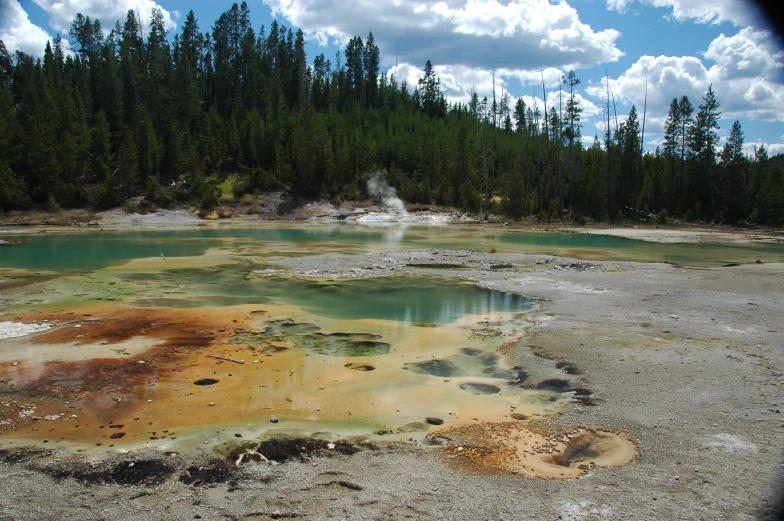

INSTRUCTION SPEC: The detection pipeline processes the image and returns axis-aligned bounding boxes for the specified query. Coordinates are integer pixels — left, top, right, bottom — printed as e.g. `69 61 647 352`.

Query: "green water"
98 264 533 323
1 224 783 272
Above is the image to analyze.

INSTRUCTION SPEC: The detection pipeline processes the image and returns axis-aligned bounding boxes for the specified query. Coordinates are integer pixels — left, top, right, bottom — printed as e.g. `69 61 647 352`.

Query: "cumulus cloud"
269 0 621 135
265 0 623 71
31 0 177 34
704 27 784 84
0 0 58 57
743 141 784 158
533 88 603 120
389 62 511 106
585 26 784 138
389 61 601 123
503 67 565 89
606 0 765 28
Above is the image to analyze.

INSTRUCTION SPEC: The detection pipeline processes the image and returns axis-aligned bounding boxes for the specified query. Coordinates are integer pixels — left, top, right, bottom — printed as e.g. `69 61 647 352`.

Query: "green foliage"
0 161 30 211
0 7 779 223
89 182 120 209
199 175 222 210
122 198 140 214
234 167 283 197
144 176 172 207
46 193 60 213
656 209 668 224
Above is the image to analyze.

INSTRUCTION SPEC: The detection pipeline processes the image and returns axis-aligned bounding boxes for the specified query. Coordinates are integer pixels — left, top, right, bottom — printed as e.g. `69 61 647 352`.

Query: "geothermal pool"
1 223 783 271
0 223 779 475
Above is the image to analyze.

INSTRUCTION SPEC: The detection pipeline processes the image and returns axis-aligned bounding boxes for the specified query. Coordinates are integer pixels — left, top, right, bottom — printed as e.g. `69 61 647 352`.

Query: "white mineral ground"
0 227 783 520
562 225 783 244
0 321 52 340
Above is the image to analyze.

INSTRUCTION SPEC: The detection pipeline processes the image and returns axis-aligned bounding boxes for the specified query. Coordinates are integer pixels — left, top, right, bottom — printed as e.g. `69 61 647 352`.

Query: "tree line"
0 2 782 224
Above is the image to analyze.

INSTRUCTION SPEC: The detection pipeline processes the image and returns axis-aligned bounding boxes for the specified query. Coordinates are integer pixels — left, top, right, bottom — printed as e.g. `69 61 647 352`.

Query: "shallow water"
0 251 547 451
0 222 778 462
2 223 783 272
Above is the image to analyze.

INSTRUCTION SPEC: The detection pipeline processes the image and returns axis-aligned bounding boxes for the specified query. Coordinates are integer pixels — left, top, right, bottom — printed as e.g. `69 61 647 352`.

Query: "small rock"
425 417 444 426
209 402 215 407
270 417 279 423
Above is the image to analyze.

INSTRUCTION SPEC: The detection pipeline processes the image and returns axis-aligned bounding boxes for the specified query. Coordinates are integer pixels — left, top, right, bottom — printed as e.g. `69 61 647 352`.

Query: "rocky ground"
562 226 783 245
1 243 783 520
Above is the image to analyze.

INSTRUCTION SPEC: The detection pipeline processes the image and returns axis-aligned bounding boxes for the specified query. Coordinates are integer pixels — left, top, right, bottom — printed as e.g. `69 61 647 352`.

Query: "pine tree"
677 95 694 211
564 70 582 210
689 85 721 217
719 120 746 221
662 98 680 210
621 105 641 212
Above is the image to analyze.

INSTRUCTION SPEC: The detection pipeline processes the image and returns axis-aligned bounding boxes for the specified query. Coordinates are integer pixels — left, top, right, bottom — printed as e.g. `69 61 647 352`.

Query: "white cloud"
265 0 623 71
389 62 602 123
0 0 57 57
268 0 622 136
607 0 765 28
743 141 784 158
585 28 784 137
388 62 510 106
503 67 564 89
704 27 784 84
31 0 176 34
545 89 602 118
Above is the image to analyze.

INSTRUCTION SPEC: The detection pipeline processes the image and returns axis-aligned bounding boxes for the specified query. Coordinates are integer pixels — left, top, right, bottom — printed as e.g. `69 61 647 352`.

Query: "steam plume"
366 171 407 215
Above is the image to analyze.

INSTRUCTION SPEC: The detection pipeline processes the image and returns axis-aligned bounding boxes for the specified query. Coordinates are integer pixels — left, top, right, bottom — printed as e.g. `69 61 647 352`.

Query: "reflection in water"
0 269 554 450
0 224 660 476
121 270 533 323
1 223 783 272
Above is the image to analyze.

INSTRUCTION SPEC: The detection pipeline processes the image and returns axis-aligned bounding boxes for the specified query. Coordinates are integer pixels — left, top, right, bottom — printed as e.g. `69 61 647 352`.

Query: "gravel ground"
560 226 783 244
2 249 783 520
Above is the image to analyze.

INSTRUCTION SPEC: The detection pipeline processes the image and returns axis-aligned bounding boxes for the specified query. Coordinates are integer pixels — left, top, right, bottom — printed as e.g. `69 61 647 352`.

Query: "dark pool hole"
344 363 375 371
535 378 571 391
404 359 462 377
194 378 219 386
459 382 501 395
46 459 175 486
255 437 360 462
530 380 597 405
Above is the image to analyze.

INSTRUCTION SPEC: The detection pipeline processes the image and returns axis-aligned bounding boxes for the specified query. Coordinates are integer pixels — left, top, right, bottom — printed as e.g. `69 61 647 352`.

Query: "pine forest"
1 2 782 225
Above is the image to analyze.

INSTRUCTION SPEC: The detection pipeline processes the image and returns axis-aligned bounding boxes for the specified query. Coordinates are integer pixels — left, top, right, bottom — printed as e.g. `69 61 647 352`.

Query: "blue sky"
2 0 783 155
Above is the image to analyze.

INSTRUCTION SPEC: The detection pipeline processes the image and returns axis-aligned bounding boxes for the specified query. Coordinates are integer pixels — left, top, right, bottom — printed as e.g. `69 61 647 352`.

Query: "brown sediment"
0 300 562 451
0 305 241 440
436 421 638 479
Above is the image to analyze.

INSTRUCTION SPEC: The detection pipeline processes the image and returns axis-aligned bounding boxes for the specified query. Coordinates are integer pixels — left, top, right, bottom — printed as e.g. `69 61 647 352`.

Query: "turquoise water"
113 265 533 323
1 224 783 271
